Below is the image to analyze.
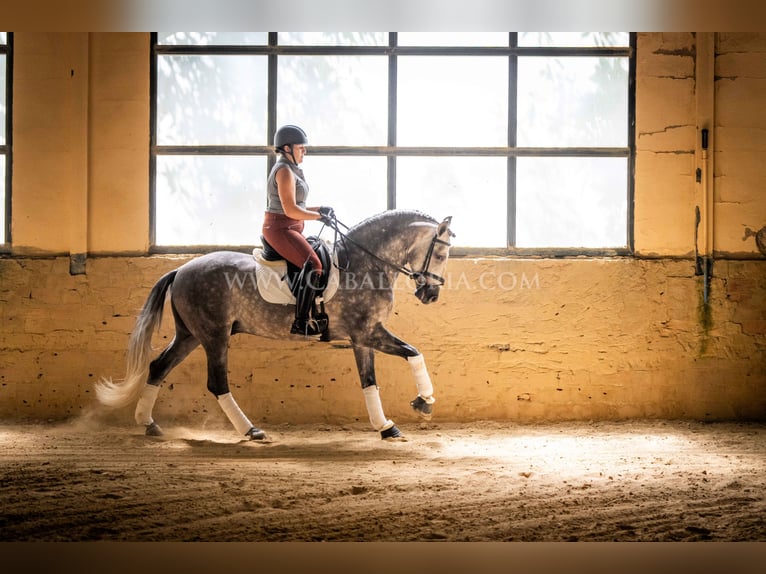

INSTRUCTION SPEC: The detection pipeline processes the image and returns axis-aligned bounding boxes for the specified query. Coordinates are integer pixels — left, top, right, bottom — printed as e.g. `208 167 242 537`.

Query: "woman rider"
262 124 334 336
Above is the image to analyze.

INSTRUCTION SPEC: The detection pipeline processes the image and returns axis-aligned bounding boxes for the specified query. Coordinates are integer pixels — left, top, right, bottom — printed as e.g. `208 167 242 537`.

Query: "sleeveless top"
266 157 309 215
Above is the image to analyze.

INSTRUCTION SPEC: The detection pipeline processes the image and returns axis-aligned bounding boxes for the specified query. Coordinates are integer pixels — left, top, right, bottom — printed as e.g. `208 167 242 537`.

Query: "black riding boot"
290 269 327 336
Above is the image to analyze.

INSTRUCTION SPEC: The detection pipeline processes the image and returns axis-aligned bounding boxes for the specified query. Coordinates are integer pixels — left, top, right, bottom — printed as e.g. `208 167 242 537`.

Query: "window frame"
150 32 636 256
1 33 11 249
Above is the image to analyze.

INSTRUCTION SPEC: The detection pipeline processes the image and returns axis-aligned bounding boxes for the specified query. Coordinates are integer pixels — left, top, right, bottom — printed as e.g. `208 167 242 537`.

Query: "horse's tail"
94 269 178 408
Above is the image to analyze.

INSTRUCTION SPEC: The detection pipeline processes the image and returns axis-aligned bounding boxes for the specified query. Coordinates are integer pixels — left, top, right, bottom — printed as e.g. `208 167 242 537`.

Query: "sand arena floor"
0 418 764 544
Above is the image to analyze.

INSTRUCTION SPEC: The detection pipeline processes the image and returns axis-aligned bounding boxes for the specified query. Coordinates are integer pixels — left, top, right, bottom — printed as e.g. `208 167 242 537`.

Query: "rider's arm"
275 167 322 221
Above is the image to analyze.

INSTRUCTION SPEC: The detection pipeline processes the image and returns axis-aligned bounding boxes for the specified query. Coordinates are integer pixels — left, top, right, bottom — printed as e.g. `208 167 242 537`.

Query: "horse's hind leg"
202 335 266 441
135 329 200 436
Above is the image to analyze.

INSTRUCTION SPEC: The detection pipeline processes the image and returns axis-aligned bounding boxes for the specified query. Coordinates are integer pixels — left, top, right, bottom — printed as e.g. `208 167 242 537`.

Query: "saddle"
260 235 332 297
253 236 339 305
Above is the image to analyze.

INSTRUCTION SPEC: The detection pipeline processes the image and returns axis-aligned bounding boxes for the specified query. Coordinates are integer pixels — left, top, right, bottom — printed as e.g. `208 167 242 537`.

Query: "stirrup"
313 312 329 333
290 317 324 336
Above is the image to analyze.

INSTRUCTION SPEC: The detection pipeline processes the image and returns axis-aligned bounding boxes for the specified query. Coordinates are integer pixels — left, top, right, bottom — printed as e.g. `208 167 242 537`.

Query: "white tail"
94 270 177 408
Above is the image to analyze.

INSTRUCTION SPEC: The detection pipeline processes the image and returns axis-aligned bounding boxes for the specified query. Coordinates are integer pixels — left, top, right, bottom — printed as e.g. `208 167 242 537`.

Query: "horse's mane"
347 209 438 237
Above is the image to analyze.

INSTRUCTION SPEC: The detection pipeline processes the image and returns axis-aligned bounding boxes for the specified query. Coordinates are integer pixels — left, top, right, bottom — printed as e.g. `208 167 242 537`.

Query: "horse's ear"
438 216 455 238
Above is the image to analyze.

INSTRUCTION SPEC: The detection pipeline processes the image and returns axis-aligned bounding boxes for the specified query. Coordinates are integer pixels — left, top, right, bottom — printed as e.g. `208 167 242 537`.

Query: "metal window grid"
150 32 636 256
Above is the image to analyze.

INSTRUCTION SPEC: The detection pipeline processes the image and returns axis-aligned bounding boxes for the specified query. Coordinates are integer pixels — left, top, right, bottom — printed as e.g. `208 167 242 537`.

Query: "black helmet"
274 125 308 149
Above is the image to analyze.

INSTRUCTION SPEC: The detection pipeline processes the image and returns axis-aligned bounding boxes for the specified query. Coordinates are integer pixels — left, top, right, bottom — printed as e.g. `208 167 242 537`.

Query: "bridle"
411 234 452 287
323 216 452 288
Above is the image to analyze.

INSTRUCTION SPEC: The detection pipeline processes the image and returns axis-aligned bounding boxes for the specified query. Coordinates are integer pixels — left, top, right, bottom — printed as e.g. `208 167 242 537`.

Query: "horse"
95 210 454 441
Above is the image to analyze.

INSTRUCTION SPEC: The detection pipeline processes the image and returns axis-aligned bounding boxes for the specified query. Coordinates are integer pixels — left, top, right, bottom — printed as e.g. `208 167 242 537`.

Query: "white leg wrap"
408 354 436 404
217 392 254 436
134 384 160 426
363 385 394 432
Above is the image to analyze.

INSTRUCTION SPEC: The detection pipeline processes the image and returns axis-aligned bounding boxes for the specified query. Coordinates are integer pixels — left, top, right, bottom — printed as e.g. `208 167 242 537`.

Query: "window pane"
157 55 268 145
152 33 633 251
299 156 388 238
398 57 508 147
0 158 5 241
0 33 6 44
158 32 267 45
278 56 388 146
517 57 628 147
516 157 627 248
519 33 629 47
0 55 5 146
278 32 386 46
398 32 508 47
1 48 4 243
397 157 507 248
156 156 266 246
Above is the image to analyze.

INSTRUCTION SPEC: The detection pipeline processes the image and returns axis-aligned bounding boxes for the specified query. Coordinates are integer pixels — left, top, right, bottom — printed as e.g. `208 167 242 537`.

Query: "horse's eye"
434 254 445 262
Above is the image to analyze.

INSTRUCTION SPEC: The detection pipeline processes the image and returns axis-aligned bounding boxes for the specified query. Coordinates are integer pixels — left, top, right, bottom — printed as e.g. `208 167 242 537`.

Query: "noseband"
411 235 451 287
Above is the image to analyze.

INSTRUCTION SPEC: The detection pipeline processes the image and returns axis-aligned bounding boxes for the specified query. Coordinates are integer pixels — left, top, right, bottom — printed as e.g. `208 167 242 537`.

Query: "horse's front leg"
407 354 436 420
352 345 406 441
363 324 437 421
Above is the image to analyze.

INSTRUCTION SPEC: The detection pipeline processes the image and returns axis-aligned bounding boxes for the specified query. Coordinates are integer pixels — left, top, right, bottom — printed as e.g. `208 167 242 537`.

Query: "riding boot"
290 271 325 336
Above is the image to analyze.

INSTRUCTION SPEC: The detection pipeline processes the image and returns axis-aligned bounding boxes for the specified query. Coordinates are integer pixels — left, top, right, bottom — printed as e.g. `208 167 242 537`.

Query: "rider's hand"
318 206 335 225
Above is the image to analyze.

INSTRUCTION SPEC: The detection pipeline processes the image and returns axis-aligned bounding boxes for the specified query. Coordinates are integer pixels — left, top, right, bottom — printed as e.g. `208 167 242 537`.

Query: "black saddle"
260 235 332 297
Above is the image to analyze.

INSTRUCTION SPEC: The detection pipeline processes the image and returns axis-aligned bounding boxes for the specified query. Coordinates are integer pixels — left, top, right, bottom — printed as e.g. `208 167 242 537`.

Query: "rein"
322 215 450 287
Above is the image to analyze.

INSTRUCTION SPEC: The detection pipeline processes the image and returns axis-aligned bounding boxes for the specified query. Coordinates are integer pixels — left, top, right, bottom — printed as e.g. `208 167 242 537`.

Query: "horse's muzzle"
415 284 440 304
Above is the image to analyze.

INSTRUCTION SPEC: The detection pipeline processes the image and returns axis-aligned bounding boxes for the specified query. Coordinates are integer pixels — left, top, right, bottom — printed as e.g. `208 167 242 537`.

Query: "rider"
262 124 335 336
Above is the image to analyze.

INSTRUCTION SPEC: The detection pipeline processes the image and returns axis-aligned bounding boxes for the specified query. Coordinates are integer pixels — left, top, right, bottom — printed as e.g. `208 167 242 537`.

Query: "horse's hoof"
246 427 267 441
381 425 407 441
410 396 433 420
145 422 164 437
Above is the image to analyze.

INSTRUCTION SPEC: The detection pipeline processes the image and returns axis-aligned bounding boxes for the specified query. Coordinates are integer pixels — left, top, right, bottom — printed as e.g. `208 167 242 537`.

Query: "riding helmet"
274 125 309 149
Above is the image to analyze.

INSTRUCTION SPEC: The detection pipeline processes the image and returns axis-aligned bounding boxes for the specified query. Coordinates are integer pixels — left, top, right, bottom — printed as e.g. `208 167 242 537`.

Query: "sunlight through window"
152 32 633 252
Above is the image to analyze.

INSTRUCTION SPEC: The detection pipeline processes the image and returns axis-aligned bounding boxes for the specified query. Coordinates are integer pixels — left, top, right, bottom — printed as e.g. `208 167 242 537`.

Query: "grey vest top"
266 158 309 214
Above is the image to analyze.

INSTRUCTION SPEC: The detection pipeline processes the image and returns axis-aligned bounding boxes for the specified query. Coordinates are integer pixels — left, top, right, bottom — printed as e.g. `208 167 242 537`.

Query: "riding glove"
318 206 335 225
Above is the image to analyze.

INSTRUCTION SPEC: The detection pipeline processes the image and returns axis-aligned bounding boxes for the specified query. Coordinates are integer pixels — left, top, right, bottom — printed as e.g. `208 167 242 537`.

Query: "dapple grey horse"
96 210 454 440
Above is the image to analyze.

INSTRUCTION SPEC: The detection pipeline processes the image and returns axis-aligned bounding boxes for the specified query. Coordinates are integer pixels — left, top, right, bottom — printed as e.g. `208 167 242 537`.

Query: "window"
152 32 634 253
1 33 9 246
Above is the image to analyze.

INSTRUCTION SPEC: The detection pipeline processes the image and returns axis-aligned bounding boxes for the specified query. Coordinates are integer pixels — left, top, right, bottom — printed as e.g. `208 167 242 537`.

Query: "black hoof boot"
145 422 164 437
246 427 267 441
380 425 406 441
410 396 433 420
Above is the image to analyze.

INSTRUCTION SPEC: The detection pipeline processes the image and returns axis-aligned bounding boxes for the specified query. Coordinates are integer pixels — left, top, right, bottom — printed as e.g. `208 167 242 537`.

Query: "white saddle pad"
252 246 340 305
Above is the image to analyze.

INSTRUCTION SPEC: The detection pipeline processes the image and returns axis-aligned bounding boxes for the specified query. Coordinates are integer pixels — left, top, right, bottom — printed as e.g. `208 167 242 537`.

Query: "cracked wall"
0 33 764 425
715 33 766 254
635 32 766 257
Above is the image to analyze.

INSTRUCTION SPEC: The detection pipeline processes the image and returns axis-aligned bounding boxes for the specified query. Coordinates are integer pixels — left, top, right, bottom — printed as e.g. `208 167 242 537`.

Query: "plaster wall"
1 33 764 425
